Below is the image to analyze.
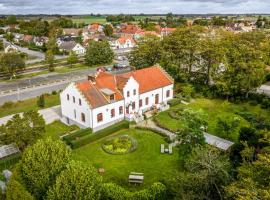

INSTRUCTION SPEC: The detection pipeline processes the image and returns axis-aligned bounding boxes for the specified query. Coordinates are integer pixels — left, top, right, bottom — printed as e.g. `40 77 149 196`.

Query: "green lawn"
0 94 60 118
155 98 270 142
72 128 180 190
44 121 79 140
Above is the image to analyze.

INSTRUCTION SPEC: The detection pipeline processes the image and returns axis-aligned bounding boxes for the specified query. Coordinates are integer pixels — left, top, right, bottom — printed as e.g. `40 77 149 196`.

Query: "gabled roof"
116 66 173 94
75 66 173 108
59 41 77 51
117 37 135 44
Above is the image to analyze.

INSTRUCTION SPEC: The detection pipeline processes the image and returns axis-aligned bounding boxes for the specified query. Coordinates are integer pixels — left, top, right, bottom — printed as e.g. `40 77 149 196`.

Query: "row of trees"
130 27 268 99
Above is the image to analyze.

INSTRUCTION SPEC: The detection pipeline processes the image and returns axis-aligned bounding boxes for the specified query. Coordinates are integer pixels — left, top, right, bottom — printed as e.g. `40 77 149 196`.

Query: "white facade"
72 44 86 55
61 73 173 132
110 38 135 50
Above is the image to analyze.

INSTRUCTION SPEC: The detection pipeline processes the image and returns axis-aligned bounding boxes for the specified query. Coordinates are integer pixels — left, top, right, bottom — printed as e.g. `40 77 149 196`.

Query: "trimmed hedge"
63 128 92 144
168 99 181 107
70 121 130 149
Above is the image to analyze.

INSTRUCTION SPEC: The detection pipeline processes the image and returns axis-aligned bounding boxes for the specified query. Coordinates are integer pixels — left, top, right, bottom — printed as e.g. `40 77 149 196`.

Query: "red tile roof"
76 66 173 108
120 24 142 34
117 66 173 94
117 37 135 44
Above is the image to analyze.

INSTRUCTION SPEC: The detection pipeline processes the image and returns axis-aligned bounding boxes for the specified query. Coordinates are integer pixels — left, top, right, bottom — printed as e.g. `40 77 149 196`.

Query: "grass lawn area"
44 121 79 140
0 94 60 118
155 98 270 142
72 128 180 190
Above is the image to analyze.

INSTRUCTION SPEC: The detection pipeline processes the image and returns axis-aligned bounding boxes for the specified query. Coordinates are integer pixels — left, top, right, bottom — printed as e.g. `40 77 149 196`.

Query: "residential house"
63 28 82 37
110 37 136 49
58 41 86 55
4 42 18 53
33 36 48 47
134 30 161 40
60 66 174 132
13 33 24 43
88 23 103 34
118 24 142 38
23 35 34 43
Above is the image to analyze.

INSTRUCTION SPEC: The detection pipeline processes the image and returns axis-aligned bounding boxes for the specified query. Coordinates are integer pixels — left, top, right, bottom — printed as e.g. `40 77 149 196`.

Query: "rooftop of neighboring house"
120 24 142 34
117 37 135 44
58 41 78 51
23 35 33 42
75 66 174 108
63 28 82 36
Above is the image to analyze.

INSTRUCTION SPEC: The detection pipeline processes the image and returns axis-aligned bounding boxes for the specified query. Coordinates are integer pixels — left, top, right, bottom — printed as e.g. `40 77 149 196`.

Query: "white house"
60 66 174 132
4 42 18 53
110 37 136 50
58 41 86 55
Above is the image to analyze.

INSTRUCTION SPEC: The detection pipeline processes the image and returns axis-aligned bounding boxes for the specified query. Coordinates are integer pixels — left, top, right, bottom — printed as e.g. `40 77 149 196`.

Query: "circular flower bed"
102 135 137 155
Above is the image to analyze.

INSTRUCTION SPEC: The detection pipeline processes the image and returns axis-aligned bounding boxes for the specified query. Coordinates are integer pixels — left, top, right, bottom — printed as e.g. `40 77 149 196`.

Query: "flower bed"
102 135 137 155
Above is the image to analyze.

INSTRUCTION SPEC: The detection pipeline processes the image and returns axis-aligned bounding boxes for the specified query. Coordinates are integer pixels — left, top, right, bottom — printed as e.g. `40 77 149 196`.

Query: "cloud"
0 0 269 14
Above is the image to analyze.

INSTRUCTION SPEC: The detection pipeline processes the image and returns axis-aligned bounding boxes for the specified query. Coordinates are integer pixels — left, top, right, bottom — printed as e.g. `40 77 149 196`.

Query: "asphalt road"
0 67 132 105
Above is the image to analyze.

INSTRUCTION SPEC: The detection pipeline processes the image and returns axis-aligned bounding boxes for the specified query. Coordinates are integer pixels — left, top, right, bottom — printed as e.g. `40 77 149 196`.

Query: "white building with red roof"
60 66 174 132
109 37 136 49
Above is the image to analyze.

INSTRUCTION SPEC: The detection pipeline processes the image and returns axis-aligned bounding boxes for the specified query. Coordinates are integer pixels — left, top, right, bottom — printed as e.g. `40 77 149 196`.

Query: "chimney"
88 73 97 84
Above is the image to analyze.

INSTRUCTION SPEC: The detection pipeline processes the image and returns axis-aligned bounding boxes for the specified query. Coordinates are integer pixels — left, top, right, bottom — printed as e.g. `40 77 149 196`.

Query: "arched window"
97 113 103 122
111 109 115 118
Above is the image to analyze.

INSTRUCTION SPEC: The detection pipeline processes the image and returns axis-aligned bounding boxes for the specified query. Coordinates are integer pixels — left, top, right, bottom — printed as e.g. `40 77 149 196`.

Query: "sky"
0 0 270 14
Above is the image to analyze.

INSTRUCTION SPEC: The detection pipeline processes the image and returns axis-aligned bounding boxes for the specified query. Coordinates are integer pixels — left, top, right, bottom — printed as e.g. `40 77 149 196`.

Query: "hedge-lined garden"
63 121 130 149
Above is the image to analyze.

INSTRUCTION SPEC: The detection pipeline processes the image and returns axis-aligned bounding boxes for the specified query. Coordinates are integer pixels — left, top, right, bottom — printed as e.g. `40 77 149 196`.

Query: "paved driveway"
0 106 61 126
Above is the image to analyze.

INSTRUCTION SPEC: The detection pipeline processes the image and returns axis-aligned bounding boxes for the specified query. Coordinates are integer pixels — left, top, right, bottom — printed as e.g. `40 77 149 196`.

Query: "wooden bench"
129 172 144 184
161 144 165 153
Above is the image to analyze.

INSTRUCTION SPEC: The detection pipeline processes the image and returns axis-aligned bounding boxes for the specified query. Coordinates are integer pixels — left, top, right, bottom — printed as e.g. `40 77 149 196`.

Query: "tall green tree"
169 146 231 200
129 35 162 69
45 49 55 72
0 110 45 151
0 52 25 79
67 51 78 67
85 40 114 66
103 24 113 37
46 161 103 200
19 138 71 199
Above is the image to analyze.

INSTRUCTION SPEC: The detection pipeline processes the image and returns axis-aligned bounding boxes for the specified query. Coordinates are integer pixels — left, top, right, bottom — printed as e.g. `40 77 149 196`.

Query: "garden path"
137 119 234 150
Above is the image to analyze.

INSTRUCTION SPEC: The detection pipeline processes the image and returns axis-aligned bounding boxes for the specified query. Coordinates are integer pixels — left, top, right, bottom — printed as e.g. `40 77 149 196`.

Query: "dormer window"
110 95 115 101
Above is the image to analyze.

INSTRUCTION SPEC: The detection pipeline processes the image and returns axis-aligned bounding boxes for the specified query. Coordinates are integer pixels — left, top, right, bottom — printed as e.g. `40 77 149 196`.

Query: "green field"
72 128 180 190
155 98 270 142
70 16 107 24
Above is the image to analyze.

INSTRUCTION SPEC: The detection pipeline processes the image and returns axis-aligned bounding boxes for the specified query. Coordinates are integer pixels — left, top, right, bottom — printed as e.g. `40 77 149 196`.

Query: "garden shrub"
51 91 57 95
62 128 92 144
102 135 137 155
70 121 129 149
102 182 166 200
168 99 181 107
249 100 258 106
1 101 14 109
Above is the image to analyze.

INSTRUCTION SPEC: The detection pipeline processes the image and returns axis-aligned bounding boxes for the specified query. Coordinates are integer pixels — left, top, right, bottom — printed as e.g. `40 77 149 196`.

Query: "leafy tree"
6 16 17 25
45 49 55 72
102 183 129 200
226 151 270 200
85 40 114 66
239 127 260 147
169 146 231 200
67 51 78 67
129 35 162 69
103 24 113 37
19 138 71 199
37 94 45 108
176 109 207 158
47 161 102 200
0 52 25 79
0 39 4 51
6 177 34 200
0 110 45 151
5 33 14 42
215 117 240 138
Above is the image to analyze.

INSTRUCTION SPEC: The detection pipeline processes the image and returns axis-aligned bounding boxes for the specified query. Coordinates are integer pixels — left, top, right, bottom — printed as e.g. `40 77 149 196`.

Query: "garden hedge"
63 128 92 144
70 120 130 149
